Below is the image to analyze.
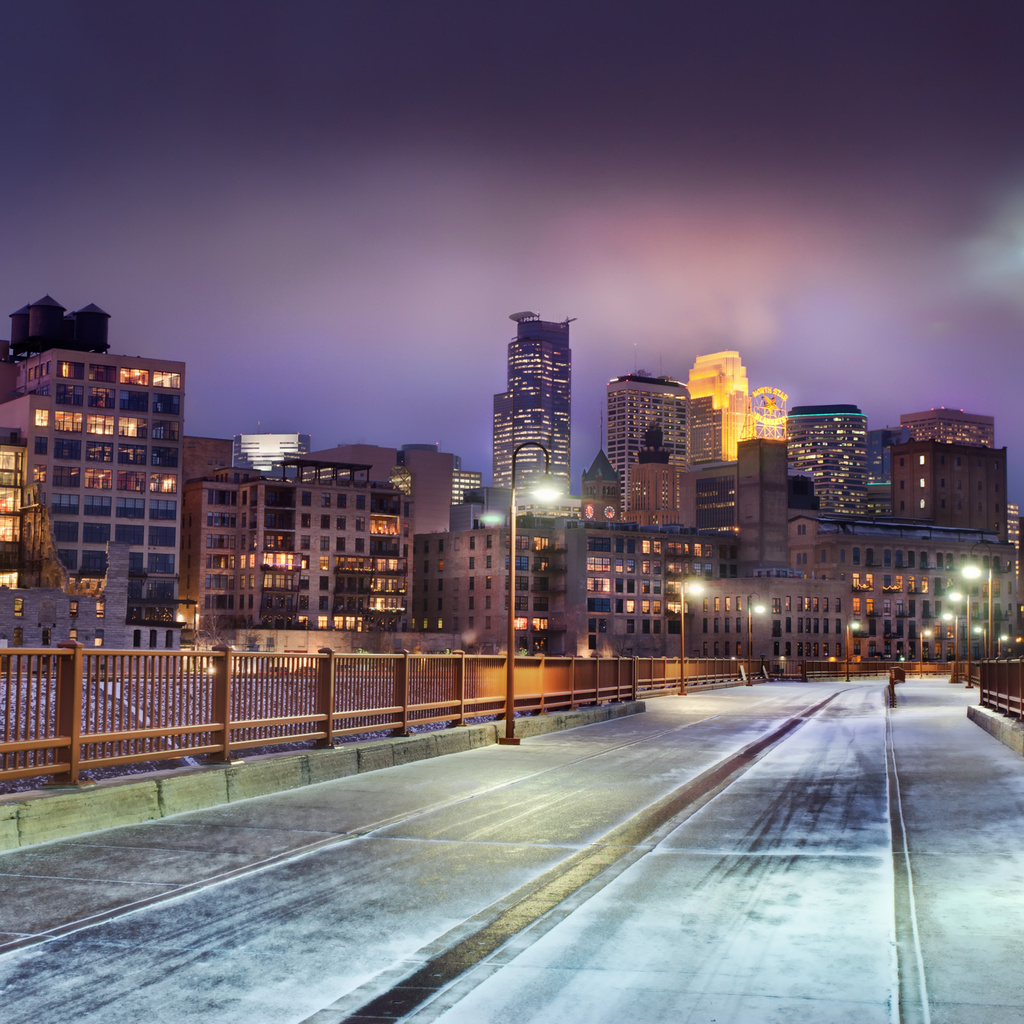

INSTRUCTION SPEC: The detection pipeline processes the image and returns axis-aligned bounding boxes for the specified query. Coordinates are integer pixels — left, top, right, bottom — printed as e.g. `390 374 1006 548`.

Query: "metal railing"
978 660 1024 718
1 645 659 787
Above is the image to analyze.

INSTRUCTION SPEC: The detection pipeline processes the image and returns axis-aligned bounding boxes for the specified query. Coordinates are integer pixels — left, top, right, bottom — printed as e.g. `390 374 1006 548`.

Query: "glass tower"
492 313 572 490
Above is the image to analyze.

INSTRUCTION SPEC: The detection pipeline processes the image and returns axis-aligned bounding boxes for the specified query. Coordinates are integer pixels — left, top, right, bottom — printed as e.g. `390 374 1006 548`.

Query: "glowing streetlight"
845 619 861 681
500 442 562 746
679 579 704 693
999 634 1009 658
746 594 765 684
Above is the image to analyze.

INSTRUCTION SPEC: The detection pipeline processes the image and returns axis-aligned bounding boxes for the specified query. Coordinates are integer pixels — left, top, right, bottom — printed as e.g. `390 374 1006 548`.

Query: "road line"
886 705 931 1024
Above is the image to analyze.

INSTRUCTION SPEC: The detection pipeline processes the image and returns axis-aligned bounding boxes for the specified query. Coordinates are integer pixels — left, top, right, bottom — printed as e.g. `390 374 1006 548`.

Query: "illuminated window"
149 475 177 494
57 361 84 379
34 409 48 427
153 370 181 388
119 417 147 438
13 598 23 617
120 367 150 385
87 415 115 435
88 387 115 408
54 411 83 432
85 468 112 489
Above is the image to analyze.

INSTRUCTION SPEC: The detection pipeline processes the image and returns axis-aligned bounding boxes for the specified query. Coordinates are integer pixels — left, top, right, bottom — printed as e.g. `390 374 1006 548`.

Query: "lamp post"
945 588 963 684
745 594 764 683
959 569 978 688
968 544 996 661
921 628 932 673
845 620 861 681
679 580 703 693
500 442 561 746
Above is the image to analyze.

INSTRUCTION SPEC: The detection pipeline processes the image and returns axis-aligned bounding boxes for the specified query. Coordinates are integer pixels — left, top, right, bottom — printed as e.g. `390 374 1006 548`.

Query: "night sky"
4 2 1024 496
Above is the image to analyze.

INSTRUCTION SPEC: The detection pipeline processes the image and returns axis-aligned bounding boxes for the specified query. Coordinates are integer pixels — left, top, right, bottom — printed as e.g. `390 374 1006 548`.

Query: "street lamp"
845 619 861 681
921 628 932 672
745 594 765 684
679 579 703 693
960 567 980 688
944 589 962 683
999 634 1009 658
501 442 561 746
968 544 996 661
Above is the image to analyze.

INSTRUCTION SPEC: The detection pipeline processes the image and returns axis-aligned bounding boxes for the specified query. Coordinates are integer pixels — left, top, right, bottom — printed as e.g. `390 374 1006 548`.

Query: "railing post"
315 648 335 748
454 649 466 727
205 644 237 764
394 650 410 737
54 641 84 785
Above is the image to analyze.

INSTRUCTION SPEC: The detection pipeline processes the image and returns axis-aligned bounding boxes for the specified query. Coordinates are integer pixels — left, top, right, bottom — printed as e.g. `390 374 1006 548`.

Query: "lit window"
152 370 181 388
87 414 115 435
119 417 148 438
34 409 48 427
148 474 178 494
54 411 83 432
119 367 150 385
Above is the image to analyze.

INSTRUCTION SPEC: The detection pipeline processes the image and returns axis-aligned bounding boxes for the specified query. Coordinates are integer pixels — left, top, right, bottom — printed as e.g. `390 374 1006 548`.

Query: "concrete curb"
967 704 1024 756
0 701 645 851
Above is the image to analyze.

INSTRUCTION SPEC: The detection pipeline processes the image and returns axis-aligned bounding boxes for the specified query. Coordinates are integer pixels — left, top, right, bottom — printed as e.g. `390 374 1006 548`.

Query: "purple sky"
4 2 1024 496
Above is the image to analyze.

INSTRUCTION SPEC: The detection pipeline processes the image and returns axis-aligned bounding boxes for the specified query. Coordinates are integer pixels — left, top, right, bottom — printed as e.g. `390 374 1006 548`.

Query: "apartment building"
413 520 740 657
181 458 407 640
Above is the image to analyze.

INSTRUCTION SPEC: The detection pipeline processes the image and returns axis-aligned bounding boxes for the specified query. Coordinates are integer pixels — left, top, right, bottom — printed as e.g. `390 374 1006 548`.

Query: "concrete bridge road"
1 680 1022 1023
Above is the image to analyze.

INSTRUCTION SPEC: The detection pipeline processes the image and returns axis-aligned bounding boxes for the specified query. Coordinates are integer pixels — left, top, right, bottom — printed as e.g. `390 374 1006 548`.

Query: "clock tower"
580 449 621 523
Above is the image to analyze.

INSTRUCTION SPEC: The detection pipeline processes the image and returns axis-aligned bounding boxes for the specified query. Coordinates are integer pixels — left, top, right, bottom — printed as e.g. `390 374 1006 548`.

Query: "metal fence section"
1 645 676 787
978 660 1024 718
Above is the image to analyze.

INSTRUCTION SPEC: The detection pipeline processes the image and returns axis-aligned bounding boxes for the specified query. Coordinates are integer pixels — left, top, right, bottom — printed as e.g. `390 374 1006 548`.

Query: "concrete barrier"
967 704 1024 756
0 701 645 851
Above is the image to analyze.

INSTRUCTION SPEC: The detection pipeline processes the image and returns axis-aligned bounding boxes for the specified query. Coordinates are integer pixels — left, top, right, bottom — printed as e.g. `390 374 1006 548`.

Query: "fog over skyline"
4 2 1024 496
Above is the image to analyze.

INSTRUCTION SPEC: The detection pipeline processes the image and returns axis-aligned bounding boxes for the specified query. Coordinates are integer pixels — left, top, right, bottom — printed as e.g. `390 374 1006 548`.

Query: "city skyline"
3 4 1024 495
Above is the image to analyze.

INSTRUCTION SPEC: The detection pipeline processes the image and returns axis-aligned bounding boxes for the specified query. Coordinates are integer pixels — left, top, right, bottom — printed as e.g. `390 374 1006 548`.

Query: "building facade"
686 351 751 464
181 458 407 643
1 296 185 642
412 520 739 657
492 312 572 491
605 372 688 508
233 432 311 473
786 404 868 517
900 408 995 448
787 514 1016 661
889 440 1008 540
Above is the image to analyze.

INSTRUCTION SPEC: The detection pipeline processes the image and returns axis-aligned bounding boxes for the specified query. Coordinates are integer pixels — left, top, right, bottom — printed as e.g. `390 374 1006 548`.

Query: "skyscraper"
786 404 868 516
606 372 688 510
686 351 751 463
492 312 572 490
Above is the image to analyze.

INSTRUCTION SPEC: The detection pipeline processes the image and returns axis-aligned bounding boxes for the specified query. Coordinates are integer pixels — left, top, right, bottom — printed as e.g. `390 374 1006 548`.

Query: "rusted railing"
978 660 1024 718
0 645 648 787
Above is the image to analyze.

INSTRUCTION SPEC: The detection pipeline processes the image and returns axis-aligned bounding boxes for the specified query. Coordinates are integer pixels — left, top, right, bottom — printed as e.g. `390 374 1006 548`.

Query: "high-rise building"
900 408 995 448
233 432 311 473
605 372 688 510
786 404 868 517
865 425 911 516
686 351 751 463
2 296 185 643
492 312 572 491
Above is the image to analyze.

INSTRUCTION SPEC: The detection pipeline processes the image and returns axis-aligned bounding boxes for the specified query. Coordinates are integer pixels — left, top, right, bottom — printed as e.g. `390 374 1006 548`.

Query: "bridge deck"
0 678 1019 1024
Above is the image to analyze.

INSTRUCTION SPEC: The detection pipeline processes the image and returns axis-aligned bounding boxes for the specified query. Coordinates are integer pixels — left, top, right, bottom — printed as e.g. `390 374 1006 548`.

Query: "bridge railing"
0 645 653 787
978 660 1024 719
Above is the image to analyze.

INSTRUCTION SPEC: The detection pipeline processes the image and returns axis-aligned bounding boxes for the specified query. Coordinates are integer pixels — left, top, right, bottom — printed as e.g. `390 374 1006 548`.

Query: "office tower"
233 432 311 473
1 297 185 645
623 424 683 527
900 408 995 448
786 404 868 516
492 312 572 491
686 351 751 463
606 372 688 510
889 439 1008 540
